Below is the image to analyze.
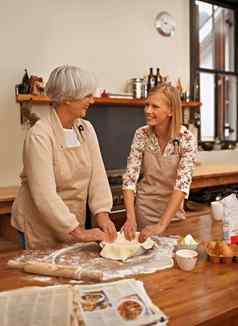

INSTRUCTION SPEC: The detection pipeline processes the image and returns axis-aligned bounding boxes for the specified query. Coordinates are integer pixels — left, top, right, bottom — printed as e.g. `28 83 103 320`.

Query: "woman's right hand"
70 227 108 243
122 219 137 240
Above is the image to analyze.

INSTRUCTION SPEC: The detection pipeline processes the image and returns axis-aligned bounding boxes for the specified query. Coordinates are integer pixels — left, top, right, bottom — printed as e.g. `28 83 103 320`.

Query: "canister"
131 78 146 99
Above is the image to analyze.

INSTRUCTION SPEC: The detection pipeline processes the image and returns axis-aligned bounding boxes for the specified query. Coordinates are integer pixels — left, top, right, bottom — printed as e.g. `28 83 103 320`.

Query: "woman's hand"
70 227 109 243
95 213 117 242
139 223 166 243
122 219 137 240
99 219 117 242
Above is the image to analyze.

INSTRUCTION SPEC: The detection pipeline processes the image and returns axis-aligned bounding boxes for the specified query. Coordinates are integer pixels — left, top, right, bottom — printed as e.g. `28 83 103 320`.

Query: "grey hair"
45 65 97 105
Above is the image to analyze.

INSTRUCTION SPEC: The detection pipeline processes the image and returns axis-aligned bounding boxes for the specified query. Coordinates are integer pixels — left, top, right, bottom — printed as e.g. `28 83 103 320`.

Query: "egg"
221 243 233 257
207 241 216 251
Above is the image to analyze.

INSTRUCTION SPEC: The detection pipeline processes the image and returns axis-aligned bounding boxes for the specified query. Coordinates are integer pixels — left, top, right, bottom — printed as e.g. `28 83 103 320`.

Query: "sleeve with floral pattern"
122 127 146 193
174 130 197 198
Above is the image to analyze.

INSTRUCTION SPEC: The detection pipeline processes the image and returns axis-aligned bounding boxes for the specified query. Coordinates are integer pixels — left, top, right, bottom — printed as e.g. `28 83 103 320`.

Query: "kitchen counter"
192 163 238 189
193 163 238 177
0 186 18 215
2 162 238 212
0 213 238 325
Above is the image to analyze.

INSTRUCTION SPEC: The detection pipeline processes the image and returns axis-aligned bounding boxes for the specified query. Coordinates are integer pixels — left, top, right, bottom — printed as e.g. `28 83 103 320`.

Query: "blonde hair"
45 65 97 105
149 83 182 139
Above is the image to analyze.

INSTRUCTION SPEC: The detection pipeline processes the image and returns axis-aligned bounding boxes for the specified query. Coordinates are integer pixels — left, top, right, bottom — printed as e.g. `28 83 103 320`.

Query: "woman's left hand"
139 223 166 243
96 213 117 242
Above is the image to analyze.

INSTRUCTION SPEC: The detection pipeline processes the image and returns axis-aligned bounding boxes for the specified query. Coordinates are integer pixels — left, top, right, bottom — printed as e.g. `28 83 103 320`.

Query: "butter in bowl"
176 234 198 251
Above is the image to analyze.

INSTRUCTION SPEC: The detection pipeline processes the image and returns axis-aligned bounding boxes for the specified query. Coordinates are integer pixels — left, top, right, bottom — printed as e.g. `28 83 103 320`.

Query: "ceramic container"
175 249 198 271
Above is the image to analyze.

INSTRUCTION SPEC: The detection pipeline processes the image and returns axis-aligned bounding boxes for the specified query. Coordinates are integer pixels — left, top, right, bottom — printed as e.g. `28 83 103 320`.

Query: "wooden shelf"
16 94 201 108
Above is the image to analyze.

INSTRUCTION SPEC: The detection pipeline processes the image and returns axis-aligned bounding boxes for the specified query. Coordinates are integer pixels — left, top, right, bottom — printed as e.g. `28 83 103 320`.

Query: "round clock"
155 11 176 37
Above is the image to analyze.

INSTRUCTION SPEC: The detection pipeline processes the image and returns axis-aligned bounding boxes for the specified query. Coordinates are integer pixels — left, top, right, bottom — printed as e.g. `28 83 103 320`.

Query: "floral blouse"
122 125 197 198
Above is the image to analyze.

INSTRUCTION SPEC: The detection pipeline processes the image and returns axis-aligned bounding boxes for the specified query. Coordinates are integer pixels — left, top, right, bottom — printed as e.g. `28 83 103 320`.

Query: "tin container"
131 78 146 99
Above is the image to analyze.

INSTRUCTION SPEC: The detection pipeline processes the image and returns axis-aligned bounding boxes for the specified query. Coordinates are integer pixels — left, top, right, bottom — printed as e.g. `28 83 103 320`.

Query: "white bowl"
175 249 198 271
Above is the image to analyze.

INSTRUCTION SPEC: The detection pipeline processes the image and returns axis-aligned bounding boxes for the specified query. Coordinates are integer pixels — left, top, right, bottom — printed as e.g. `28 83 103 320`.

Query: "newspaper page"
75 279 168 326
0 285 73 326
0 280 168 326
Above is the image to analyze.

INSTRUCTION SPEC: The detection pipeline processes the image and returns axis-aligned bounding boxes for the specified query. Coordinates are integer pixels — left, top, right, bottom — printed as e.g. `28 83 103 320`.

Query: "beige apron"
135 148 185 230
55 126 91 230
12 111 94 249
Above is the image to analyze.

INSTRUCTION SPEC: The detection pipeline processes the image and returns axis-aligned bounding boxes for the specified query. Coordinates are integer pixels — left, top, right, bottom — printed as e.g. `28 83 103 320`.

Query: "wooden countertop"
0 186 18 202
193 163 238 178
0 186 19 215
0 213 238 325
0 162 238 212
1 161 238 212
191 163 238 189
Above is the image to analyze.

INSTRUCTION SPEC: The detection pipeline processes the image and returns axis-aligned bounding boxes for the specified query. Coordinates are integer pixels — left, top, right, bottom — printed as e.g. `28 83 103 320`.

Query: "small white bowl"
175 249 198 271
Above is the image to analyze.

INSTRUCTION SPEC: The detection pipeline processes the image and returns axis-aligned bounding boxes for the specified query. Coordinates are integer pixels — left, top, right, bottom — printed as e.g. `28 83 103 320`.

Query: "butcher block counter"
191 163 238 189
1 162 238 212
0 213 238 326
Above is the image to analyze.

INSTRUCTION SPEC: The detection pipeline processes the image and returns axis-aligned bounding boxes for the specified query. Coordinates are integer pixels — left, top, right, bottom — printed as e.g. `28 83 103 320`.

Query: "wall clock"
155 11 176 37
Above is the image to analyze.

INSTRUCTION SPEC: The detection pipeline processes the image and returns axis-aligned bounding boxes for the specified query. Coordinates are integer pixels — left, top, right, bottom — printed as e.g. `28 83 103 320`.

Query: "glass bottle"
155 68 161 85
21 69 30 94
147 68 156 93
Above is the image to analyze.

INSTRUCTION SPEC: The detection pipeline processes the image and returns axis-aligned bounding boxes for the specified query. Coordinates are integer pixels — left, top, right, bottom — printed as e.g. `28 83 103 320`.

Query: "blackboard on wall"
86 105 145 172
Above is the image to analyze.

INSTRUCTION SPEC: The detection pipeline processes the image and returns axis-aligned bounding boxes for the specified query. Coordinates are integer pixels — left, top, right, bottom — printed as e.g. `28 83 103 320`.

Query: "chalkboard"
86 105 145 172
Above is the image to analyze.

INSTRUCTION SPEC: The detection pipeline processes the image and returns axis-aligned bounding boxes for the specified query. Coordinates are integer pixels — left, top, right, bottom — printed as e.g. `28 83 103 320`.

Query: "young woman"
122 83 197 242
12 65 117 249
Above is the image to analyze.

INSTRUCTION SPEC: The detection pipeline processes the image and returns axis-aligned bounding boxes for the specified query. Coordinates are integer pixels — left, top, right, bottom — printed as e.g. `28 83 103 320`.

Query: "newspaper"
0 285 73 326
76 279 168 326
0 280 168 326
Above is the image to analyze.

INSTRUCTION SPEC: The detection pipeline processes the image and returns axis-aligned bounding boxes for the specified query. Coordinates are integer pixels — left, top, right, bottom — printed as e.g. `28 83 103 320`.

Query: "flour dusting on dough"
100 232 155 261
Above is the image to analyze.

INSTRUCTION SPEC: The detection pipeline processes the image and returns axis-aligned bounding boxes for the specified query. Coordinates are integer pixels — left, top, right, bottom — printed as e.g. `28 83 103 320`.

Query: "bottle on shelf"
155 67 162 86
147 68 156 93
19 69 30 94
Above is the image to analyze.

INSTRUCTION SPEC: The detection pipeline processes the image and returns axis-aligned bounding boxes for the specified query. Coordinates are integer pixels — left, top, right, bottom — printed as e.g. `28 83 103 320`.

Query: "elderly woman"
122 83 197 242
12 65 117 249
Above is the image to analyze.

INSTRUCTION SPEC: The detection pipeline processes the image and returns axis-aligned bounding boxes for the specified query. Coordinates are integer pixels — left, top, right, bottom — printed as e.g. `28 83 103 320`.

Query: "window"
190 0 238 143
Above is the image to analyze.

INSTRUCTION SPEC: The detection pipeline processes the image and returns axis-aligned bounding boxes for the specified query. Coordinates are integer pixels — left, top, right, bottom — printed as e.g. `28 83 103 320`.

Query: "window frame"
190 0 238 143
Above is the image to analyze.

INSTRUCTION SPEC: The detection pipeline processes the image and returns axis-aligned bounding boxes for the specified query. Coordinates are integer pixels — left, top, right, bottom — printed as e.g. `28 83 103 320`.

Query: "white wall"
0 0 190 186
